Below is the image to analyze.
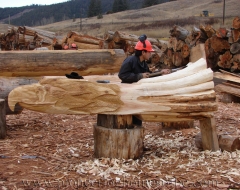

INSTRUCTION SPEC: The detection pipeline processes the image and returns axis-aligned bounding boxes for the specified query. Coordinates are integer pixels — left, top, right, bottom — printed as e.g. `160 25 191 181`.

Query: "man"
118 35 170 126
118 34 170 83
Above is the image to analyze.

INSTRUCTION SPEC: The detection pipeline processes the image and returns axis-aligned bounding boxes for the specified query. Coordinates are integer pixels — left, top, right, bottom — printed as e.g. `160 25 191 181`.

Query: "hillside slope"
35 0 239 38
1 0 239 38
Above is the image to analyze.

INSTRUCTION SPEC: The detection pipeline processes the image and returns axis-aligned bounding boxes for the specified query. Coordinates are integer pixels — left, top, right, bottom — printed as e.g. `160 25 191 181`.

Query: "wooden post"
0 99 6 139
199 117 219 151
94 114 144 159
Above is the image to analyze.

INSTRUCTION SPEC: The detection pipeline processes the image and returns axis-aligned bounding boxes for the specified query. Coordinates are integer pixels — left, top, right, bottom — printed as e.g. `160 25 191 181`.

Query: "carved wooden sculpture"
8 58 220 156
8 58 217 121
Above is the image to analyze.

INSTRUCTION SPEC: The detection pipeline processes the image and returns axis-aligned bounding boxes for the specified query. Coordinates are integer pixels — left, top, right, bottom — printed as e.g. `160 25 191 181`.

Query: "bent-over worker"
118 34 170 83
118 34 171 126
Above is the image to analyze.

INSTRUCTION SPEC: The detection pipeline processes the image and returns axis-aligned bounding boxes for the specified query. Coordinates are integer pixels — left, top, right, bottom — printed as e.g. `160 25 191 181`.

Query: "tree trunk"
124 40 137 55
104 31 115 42
181 44 190 58
189 44 206 63
231 16 240 42
169 25 189 41
163 49 174 68
107 40 124 49
216 27 228 38
0 99 6 139
200 24 216 38
214 70 240 83
215 84 240 97
217 51 233 69
67 38 100 49
210 36 230 53
195 133 240 152
73 35 103 45
204 39 219 69
18 26 56 40
34 33 53 46
94 114 144 159
231 54 240 72
232 16 240 29
112 31 161 47
0 49 126 77
172 52 184 67
94 124 144 159
230 43 240 55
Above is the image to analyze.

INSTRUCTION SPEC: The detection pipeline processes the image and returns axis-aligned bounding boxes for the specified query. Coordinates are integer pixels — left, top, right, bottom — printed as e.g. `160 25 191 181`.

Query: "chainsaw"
149 66 186 78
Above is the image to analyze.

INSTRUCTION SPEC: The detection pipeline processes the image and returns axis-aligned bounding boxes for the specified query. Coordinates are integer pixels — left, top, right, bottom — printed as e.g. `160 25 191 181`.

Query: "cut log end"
195 133 240 152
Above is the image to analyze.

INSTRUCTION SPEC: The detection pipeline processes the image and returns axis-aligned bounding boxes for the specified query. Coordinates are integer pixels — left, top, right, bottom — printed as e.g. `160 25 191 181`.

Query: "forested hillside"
0 0 171 27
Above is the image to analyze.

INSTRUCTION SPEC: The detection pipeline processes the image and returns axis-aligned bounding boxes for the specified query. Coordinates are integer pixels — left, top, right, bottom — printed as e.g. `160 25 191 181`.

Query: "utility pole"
9 15 10 25
223 0 225 25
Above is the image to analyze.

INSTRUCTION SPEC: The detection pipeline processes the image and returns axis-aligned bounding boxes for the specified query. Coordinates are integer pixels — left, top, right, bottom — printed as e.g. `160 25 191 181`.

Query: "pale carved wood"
189 44 206 63
0 77 39 114
8 58 217 122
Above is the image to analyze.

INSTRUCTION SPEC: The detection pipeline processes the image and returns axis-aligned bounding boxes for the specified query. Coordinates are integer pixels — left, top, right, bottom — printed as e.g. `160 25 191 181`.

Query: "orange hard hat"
135 35 154 52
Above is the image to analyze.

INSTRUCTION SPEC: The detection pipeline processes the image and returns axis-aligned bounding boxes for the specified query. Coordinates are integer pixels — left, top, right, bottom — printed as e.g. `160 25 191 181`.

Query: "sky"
0 0 68 8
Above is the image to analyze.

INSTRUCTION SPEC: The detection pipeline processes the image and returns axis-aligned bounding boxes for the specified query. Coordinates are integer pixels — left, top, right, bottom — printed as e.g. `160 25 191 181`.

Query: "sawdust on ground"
0 93 240 190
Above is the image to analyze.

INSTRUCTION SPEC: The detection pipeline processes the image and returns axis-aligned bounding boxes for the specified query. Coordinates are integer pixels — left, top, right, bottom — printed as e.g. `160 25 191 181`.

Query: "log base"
0 99 6 139
94 125 144 159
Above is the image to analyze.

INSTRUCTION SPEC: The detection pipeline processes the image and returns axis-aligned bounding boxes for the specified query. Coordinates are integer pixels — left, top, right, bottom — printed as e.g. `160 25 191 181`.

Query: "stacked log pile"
0 17 239 73
214 69 240 101
103 27 193 70
103 30 169 71
0 26 57 50
189 16 240 72
131 16 240 73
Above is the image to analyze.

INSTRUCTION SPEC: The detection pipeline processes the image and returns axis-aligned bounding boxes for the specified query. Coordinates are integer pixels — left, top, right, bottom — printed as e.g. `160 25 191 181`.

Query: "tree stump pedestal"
94 114 144 159
0 99 6 139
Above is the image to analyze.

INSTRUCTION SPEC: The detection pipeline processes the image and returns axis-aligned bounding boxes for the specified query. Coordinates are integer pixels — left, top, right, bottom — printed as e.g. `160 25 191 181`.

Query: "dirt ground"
0 92 240 190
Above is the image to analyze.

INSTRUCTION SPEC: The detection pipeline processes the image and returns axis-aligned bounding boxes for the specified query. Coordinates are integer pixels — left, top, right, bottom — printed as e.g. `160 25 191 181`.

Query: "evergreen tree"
88 0 102 17
95 0 102 16
88 0 96 17
112 0 128 13
112 0 118 13
122 0 129 10
142 0 159 8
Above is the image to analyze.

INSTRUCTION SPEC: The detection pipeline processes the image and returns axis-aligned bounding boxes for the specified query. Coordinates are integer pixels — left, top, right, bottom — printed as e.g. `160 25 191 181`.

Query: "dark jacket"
118 55 151 83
